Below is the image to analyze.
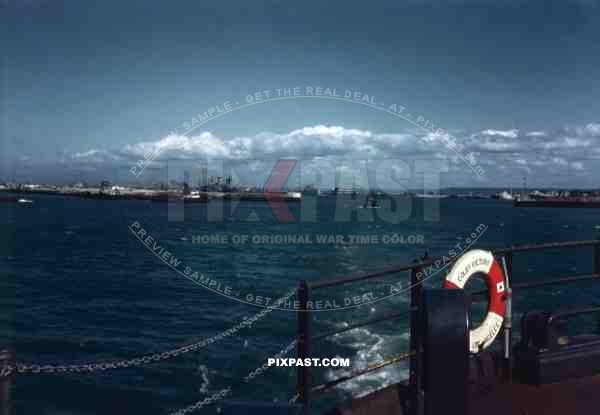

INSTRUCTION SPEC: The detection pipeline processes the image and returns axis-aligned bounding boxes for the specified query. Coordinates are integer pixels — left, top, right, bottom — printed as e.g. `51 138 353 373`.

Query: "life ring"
444 249 506 353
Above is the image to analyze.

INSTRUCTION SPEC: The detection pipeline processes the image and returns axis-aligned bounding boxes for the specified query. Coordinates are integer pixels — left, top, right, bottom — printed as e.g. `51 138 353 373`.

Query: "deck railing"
2 240 600 415
296 239 600 414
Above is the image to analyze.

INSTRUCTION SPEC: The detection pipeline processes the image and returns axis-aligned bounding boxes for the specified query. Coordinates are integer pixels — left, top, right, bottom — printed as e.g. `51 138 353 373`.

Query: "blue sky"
1 0 599 188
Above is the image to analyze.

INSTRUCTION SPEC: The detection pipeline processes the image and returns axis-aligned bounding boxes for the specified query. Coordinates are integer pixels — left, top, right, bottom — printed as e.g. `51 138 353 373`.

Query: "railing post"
594 244 600 335
421 289 469 415
297 280 311 415
502 252 513 382
409 261 424 415
0 349 14 415
594 243 600 275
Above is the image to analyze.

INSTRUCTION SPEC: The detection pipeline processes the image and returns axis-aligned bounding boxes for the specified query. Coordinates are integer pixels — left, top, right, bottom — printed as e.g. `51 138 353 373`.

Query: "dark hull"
514 199 600 208
0 197 20 203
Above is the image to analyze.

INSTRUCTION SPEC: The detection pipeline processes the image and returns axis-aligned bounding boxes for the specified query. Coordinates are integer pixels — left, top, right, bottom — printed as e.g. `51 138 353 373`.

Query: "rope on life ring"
444 249 507 353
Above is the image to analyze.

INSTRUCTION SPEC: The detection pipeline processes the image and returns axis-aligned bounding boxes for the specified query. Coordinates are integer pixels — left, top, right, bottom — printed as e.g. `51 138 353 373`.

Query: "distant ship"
497 191 514 201
514 196 600 208
317 188 335 197
415 192 448 199
183 191 208 202
17 198 33 206
363 191 382 208
0 196 34 206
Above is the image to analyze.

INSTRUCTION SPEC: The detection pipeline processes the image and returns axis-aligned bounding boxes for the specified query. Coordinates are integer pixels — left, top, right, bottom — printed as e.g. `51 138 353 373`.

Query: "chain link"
0 364 14 377
170 387 232 415
171 336 298 414
1 289 296 377
243 339 297 382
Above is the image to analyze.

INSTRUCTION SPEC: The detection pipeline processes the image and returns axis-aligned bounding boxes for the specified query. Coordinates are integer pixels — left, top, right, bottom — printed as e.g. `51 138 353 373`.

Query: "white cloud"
571 161 585 171
67 122 600 187
480 129 519 138
74 149 104 158
583 123 600 136
551 157 569 166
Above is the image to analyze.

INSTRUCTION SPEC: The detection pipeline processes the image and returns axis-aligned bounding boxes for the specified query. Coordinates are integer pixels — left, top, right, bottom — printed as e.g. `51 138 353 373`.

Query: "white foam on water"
325 322 410 398
197 364 211 394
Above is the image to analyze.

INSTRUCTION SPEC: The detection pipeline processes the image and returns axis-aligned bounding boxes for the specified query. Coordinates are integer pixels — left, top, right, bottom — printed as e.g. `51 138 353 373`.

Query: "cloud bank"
56 122 600 188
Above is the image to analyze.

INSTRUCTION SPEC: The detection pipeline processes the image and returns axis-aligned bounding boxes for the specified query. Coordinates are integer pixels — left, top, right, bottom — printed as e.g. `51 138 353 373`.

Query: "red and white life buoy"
444 249 506 353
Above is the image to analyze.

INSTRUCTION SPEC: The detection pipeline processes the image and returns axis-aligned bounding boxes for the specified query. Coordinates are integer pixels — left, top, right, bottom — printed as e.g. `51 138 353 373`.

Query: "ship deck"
325 374 600 415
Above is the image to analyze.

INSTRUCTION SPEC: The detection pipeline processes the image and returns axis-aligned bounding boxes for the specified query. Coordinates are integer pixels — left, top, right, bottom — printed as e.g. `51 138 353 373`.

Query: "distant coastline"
0 187 305 202
0 185 509 202
3 183 600 203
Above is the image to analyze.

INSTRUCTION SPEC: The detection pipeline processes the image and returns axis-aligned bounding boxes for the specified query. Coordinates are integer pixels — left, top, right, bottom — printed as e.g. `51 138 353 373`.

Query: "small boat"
183 191 208 203
17 198 34 206
363 191 382 208
497 191 514 201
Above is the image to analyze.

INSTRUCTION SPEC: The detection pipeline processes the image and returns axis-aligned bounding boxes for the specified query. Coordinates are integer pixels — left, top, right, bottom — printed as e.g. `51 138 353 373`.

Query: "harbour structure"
414 192 448 198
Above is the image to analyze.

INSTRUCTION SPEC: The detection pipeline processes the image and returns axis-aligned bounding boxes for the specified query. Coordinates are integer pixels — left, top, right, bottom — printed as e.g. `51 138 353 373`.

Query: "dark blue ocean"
1 194 600 414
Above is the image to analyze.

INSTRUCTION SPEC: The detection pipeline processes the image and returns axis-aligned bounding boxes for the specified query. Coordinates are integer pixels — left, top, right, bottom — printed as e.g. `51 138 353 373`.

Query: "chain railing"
3 240 600 414
0 288 296 378
243 339 298 382
0 289 296 377
0 288 302 414
288 392 300 404
170 387 232 415
311 351 415 395
170 338 298 415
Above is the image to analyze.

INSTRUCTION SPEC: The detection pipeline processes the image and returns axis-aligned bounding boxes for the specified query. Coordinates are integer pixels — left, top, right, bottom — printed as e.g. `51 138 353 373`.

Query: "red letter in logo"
263 160 297 222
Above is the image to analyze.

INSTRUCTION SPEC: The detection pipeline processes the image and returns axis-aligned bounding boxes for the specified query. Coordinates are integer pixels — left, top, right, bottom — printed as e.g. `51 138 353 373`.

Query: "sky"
1 0 599 189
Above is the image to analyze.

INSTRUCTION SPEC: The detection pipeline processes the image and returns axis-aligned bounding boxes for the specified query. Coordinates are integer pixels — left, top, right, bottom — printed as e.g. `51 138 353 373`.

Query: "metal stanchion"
297 281 311 415
501 253 513 382
421 289 469 415
0 349 14 415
